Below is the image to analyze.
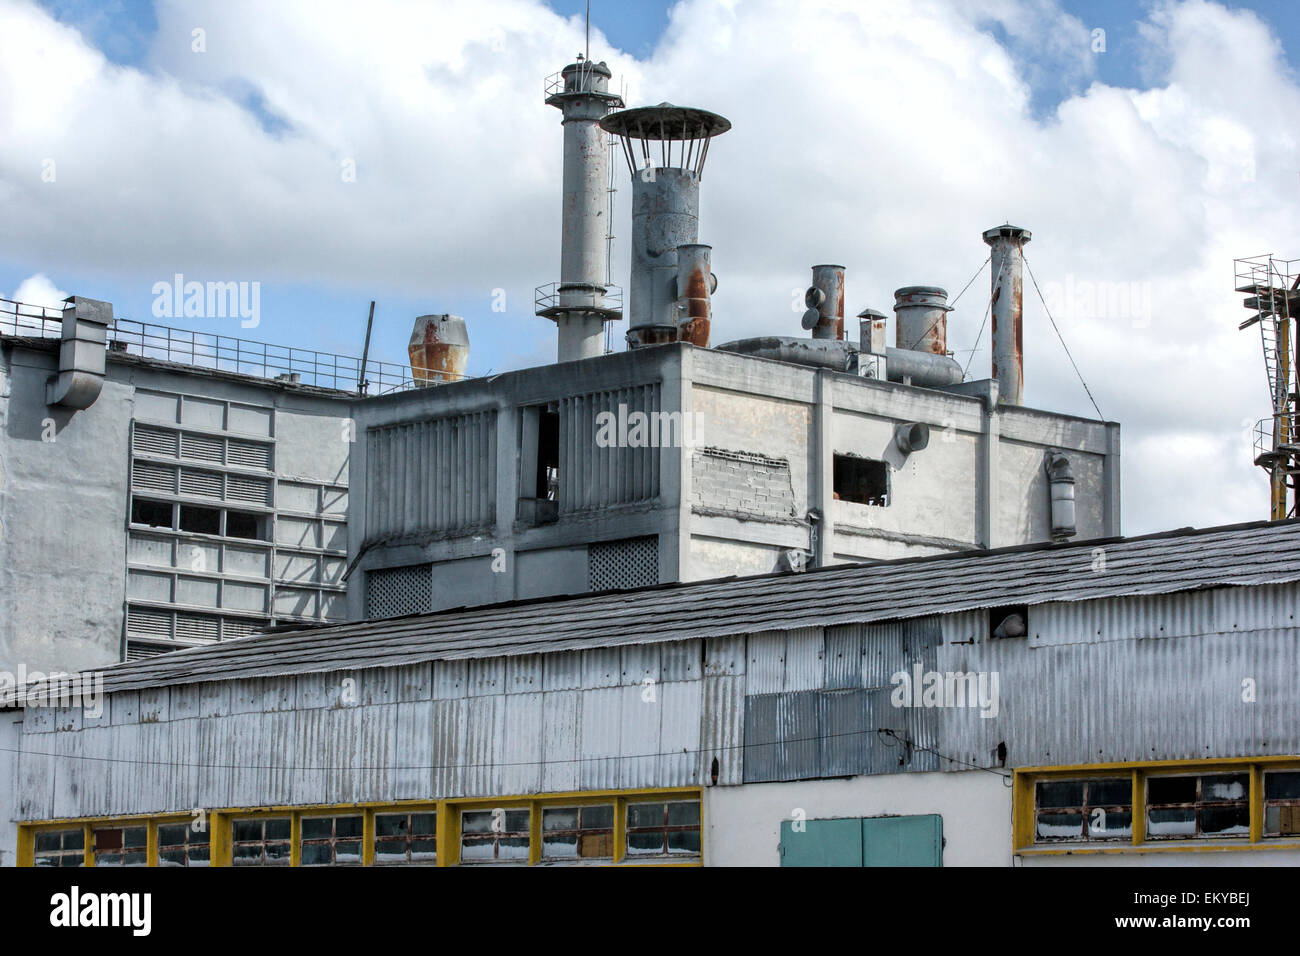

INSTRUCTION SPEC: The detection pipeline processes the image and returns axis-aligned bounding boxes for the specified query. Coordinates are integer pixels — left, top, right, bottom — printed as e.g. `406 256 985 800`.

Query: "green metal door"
778 818 862 866
861 814 943 866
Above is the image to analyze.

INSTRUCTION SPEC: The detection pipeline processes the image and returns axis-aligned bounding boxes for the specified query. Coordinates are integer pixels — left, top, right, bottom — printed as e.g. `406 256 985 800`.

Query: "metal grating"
179 469 223 499
367 564 433 619
126 606 171 639
222 618 264 640
133 425 178 458
125 641 175 661
226 474 272 505
588 536 659 592
228 439 272 470
175 612 221 642
181 432 224 463
132 461 177 493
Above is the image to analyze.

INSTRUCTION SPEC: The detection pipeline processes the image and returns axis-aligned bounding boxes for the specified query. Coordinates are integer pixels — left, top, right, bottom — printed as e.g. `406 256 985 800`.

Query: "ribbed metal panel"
619 684 659 789
699 674 744 786
541 690 580 794
364 411 497 540
578 686 622 791
559 384 661 513
658 681 702 786
500 693 543 796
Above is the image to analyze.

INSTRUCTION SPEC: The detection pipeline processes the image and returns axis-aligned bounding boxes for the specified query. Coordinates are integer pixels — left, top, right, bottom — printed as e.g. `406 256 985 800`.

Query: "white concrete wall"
703 770 1012 866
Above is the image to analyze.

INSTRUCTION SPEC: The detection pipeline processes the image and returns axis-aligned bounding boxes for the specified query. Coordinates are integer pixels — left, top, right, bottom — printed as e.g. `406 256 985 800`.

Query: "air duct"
46 296 111 410
675 243 715 347
602 104 731 348
894 286 951 355
408 314 469 386
802 265 845 341
983 224 1031 405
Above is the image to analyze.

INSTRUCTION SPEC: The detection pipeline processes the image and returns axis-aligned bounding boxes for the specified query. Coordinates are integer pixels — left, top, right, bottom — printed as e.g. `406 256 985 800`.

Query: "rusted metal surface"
809 265 845 341
676 243 712 347
983 224 1031 405
627 169 700 344
893 286 951 356
408 314 469 385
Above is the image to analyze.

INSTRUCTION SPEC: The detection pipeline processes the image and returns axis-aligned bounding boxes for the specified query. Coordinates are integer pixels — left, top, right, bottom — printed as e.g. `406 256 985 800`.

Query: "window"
33 828 84 867
626 800 701 858
225 510 265 540
157 823 210 867
1034 778 1132 842
131 497 173 529
93 825 147 866
989 604 1029 639
1146 774 1249 839
833 455 889 506
232 817 292 866
375 812 437 865
178 504 221 535
300 815 363 866
460 809 530 863
542 805 614 861
1264 771 1300 837
536 405 559 502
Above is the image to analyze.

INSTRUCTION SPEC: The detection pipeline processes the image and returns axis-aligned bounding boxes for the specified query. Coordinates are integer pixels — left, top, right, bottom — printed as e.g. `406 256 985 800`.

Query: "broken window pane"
1033 777 1130 843
373 811 437 865
1146 774 1249 840
541 805 615 862
178 504 221 535
33 828 84 867
300 814 364 867
625 800 702 859
93 826 147 867
1264 771 1300 837
460 809 531 863
157 821 210 867
231 817 292 866
131 497 173 529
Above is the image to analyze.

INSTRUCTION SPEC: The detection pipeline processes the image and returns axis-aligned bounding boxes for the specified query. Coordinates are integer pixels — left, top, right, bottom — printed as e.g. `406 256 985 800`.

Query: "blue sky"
5 0 1300 530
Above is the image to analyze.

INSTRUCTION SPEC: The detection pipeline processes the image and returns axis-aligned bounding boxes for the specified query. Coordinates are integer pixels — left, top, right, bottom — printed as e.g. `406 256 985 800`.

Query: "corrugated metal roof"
54 519 1300 695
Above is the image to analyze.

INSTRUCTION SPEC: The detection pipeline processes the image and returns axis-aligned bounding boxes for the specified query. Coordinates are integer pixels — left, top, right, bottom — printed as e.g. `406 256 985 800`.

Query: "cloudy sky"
2 0 1297 535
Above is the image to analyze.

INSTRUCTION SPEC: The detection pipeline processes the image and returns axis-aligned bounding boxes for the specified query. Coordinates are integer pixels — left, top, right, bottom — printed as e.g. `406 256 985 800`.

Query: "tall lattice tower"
1236 254 1300 519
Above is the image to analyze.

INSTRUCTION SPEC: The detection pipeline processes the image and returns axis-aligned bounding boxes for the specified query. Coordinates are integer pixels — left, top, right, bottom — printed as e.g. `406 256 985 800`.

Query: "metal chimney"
536 59 624 362
983 224 1031 405
893 286 951 355
409 314 469 386
802 265 845 340
602 104 731 348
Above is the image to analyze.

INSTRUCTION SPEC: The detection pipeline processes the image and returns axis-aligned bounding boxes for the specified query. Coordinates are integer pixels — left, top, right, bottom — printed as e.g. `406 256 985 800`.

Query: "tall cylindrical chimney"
893 286 951 355
808 265 845 341
983 224 1031 405
675 243 714 347
602 104 731 349
538 60 623 362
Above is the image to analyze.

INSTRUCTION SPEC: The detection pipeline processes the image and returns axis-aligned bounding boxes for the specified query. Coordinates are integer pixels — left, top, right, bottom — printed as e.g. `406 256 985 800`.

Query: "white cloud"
0 0 1295 533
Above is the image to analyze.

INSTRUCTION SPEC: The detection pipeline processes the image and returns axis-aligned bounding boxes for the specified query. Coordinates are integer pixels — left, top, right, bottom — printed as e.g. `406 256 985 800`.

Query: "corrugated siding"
364 411 497 540
559 385 660 513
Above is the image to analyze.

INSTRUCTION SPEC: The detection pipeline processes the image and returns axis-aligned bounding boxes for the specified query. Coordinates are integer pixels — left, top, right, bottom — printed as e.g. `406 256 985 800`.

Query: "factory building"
0 56 1119 678
4 519 1298 867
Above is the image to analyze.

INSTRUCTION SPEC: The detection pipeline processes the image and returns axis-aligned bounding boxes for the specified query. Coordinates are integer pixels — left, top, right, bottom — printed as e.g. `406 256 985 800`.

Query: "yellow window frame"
1013 755 1300 856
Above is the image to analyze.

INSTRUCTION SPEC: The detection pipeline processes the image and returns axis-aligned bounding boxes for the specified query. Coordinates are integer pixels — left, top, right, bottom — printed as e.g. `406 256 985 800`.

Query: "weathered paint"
809 265 846 341
408 313 469 385
675 243 712 347
893 286 951 356
983 224 1031 406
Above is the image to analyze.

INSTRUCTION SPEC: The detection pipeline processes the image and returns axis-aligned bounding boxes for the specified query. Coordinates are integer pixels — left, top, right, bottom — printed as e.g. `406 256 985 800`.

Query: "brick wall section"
692 447 798 519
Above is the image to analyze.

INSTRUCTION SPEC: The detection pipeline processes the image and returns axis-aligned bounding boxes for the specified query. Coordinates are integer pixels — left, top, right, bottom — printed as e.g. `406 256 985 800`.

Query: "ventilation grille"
181 432 224 462
588 536 659 592
132 461 177 493
227 474 272 505
179 469 223 499
127 606 171 638
125 641 174 661
133 425 178 457
221 618 263 640
228 439 272 470
175 612 220 642
367 564 432 619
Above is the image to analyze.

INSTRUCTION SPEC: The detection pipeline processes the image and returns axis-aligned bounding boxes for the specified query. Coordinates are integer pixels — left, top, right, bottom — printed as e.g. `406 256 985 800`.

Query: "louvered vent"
132 425 178 457
132 461 177 493
588 536 659 591
226 474 272 505
126 606 171 638
179 469 223 499
174 612 220 642
181 432 224 462
221 618 264 640
228 439 272 470
125 641 175 661
367 564 432 619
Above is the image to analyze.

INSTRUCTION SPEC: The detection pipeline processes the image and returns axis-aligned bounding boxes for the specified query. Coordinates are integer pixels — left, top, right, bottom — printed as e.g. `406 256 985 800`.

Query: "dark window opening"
178 505 221 536
536 405 559 502
833 454 889 506
225 510 263 540
131 497 173 529
989 604 1028 639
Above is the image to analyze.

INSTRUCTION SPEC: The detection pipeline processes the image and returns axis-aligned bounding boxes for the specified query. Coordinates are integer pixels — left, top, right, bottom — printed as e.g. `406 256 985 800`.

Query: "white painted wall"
703 770 1012 866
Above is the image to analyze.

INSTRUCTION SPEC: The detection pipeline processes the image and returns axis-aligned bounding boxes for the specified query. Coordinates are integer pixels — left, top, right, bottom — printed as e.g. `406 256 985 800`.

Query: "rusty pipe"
984 224 1031 405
